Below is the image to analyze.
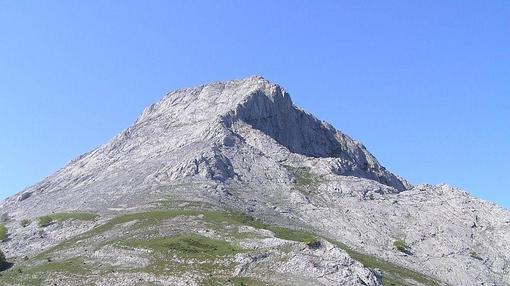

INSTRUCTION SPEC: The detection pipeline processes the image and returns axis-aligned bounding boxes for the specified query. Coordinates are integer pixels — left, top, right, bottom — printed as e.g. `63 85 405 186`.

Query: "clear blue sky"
1 1 509 208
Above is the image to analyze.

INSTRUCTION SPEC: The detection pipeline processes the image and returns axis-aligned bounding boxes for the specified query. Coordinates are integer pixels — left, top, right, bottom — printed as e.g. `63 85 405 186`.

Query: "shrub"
283 165 321 188
37 216 53 228
269 227 316 244
304 237 321 248
0 224 7 241
393 239 407 252
20 219 30 228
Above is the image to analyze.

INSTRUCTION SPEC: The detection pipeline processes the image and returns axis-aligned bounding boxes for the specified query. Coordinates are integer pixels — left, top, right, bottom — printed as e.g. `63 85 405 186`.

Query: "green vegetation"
393 239 407 252
332 240 440 286
37 216 53 228
37 212 99 228
13 208 440 286
122 234 238 258
304 236 321 248
40 210 305 254
283 165 321 188
20 219 30 228
0 258 93 285
269 226 317 245
219 211 320 247
0 224 7 241
34 210 202 258
29 257 91 274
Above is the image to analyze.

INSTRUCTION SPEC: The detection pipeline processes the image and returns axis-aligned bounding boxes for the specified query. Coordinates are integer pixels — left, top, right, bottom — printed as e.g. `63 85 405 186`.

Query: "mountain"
0 76 508 286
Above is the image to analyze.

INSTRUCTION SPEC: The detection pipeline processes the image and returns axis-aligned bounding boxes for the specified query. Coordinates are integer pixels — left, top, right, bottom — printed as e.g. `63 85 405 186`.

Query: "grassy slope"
0 207 444 286
36 212 99 227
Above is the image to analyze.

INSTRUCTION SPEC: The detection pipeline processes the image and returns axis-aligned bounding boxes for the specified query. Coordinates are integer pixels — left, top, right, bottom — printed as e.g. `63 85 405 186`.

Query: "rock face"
0 76 508 286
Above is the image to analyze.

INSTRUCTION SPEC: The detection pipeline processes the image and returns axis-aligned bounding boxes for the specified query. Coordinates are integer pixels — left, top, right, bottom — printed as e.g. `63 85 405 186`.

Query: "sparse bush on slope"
37 216 53 228
393 239 407 252
0 224 7 241
20 219 30 228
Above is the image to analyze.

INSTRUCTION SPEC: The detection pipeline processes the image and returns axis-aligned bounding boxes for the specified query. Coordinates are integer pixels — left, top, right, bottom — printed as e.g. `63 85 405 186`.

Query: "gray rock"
17 192 31 202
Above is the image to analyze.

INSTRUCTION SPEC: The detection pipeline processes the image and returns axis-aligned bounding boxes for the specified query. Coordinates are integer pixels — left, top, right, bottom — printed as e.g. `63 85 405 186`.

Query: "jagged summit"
4 76 409 213
1 77 509 286
132 75 408 189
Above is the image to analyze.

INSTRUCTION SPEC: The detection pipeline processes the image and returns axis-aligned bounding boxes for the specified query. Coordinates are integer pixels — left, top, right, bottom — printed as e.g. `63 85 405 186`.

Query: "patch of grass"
0 267 42 285
211 212 319 247
140 253 234 278
37 216 53 228
269 227 316 244
303 237 321 248
283 165 321 188
29 257 91 274
332 240 441 286
393 239 407 252
0 224 7 240
122 234 239 258
26 209 441 286
20 219 31 228
0 258 93 285
34 210 202 259
41 210 266 256
37 212 99 228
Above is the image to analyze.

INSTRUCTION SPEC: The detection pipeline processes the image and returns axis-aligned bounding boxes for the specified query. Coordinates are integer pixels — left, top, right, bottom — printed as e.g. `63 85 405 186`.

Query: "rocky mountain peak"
0 77 509 286
124 76 409 191
135 75 277 125
1 76 409 214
